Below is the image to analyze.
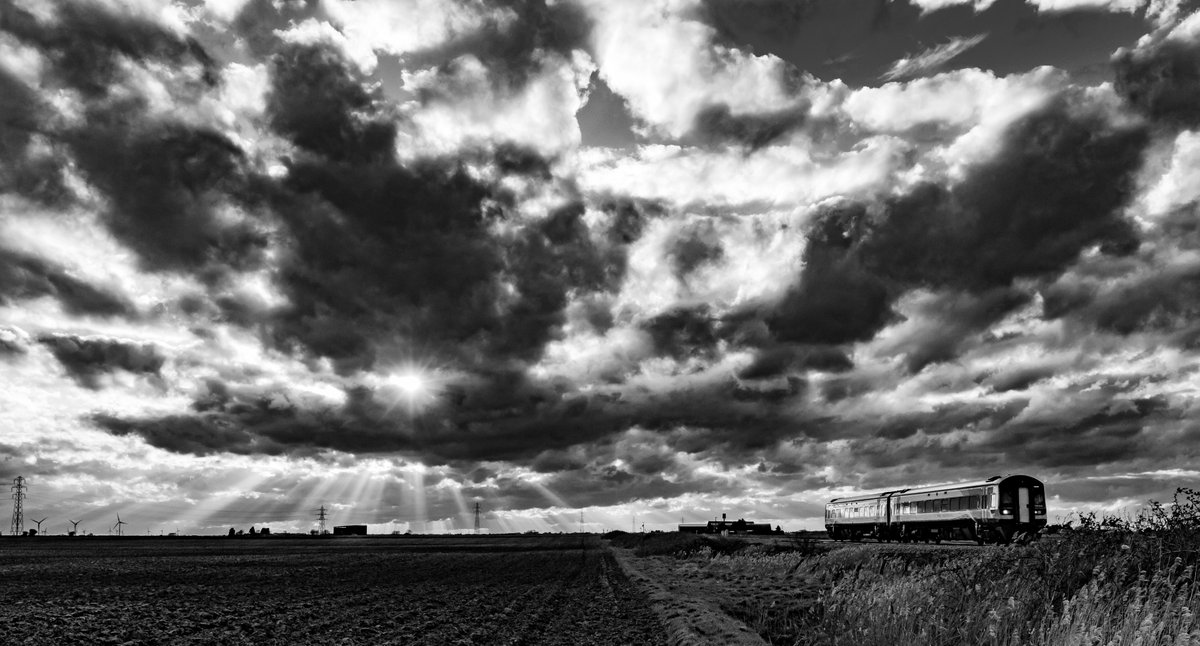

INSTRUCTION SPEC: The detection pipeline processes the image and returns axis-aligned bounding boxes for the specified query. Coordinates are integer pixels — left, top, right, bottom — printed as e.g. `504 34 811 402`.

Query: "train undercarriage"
828 520 1042 545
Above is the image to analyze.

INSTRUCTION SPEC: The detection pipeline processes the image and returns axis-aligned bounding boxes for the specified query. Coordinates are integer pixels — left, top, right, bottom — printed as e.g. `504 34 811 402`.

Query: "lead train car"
824 474 1046 544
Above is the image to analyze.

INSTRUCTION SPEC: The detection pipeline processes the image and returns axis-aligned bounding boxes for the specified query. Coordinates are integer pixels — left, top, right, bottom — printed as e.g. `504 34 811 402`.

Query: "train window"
1000 490 1014 507
1033 490 1045 506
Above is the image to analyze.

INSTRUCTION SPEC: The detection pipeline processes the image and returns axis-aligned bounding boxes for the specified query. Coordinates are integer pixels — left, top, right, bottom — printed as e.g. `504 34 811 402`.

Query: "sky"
2 0 1200 536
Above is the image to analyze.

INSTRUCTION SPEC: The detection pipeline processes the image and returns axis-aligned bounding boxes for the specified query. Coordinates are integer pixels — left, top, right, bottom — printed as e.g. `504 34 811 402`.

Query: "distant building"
332 525 367 536
678 514 774 535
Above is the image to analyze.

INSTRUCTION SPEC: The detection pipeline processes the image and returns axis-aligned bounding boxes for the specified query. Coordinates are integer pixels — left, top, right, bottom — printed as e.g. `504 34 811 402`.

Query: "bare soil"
0 535 665 645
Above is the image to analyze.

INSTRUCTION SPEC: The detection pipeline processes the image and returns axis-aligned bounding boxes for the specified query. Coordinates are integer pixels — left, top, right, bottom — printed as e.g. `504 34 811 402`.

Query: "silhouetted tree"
228 527 236 536
248 526 256 535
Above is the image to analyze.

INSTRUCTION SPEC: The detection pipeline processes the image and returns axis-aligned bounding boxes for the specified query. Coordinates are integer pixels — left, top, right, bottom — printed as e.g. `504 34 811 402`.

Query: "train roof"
827 474 1042 503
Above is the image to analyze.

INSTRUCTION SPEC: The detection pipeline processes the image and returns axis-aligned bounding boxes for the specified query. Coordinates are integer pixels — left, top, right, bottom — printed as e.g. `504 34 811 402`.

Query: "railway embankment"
607 488 1200 645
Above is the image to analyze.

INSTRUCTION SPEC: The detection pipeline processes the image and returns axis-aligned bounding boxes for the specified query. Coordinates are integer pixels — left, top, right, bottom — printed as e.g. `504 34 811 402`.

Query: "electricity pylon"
10 477 25 535
317 506 327 534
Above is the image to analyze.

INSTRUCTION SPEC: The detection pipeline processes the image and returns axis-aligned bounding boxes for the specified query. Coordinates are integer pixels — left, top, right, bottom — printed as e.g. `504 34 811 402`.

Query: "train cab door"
1017 487 1031 523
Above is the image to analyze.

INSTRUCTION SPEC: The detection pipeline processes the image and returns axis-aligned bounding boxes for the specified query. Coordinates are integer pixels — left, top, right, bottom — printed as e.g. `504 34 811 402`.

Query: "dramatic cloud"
1 0 1198 534
39 333 164 389
1113 16 1200 126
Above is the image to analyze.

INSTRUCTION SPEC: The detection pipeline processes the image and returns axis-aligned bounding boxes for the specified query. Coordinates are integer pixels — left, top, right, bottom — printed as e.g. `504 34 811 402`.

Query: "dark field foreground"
0 535 665 645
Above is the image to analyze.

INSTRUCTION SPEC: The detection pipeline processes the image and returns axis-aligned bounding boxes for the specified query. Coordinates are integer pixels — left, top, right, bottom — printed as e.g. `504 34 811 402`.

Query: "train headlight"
1000 508 1012 515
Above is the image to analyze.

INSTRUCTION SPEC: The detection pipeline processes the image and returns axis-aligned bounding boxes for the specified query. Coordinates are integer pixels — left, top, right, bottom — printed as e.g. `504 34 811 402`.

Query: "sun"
389 371 427 397
379 365 442 415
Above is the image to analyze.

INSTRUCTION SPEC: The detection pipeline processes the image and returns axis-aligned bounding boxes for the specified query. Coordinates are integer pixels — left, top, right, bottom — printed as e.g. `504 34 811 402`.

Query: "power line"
11 476 25 536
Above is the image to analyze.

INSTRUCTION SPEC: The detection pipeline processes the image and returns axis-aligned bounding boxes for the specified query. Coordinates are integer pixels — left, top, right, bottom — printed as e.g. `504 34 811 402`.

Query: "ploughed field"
0 535 666 645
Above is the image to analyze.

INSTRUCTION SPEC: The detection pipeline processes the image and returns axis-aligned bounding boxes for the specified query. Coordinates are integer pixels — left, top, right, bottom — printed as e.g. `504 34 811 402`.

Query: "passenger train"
824 474 1046 544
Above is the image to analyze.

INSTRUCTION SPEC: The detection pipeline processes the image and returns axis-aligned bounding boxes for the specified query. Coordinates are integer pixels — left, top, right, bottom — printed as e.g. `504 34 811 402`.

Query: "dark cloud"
0 247 136 317
859 104 1145 289
765 98 1146 364
893 288 1031 373
984 365 1057 393
641 305 719 361
491 142 554 178
268 43 397 163
1086 266 1200 336
0 0 218 98
95 380 408 456
666 221 724 279
600 196 660 245
68 123 268 274
93 412 265 456
38 333 164 389
94 369 805 466
873 398 1029 441
1042 260 1200 343
1051 475 1188 506
736 344 852 380
688 103 807 149
0 66 69 205
981 396 1173 469
260 43 641 374
1 0 264 277
1114 35 1200 127
767 202 894 345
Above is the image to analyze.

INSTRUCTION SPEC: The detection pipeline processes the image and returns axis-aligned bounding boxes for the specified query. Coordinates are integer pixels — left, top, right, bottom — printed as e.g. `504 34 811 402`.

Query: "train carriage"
825 474 1046 544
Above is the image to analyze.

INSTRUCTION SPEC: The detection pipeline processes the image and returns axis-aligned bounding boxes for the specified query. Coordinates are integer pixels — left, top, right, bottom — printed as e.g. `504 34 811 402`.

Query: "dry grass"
701 488 1200 646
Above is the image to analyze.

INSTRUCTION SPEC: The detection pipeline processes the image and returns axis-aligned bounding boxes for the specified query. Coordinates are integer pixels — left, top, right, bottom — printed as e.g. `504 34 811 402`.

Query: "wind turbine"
31 518 47 535
68 519 80 535
113 514 127 537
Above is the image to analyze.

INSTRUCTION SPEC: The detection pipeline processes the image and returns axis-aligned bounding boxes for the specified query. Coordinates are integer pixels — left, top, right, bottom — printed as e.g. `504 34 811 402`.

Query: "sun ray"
405 465 427 532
